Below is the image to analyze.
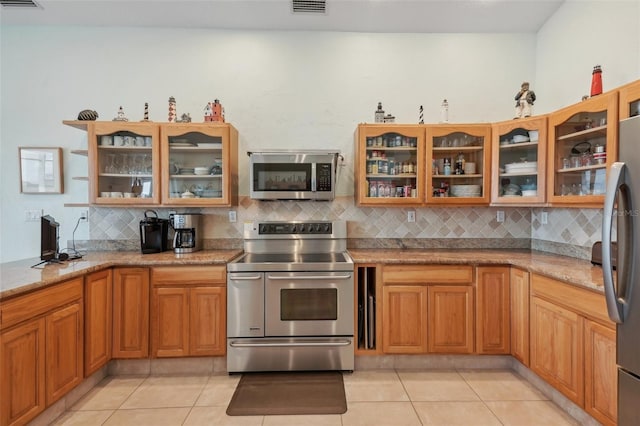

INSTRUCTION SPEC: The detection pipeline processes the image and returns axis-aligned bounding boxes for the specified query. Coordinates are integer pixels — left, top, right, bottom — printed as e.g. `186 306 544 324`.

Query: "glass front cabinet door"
547 92 618 206
355 124 425 205
618 79 640 120
425 124 491 205
88 122 161 205
160 123 238 206
491 116 547 205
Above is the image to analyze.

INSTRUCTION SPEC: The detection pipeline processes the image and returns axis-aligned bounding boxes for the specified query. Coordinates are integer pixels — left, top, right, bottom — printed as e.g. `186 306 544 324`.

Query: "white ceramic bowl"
512 135 530 143
528 130 539 141
194 167 210 175
522 189 538 197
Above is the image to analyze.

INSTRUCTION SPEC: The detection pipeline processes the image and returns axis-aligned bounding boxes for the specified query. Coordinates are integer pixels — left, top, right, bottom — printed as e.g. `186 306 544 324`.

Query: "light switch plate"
229 210 237 223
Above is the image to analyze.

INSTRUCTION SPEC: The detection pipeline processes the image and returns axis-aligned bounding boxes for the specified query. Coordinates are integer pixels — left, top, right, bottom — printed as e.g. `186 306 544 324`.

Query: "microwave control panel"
317 163 332 191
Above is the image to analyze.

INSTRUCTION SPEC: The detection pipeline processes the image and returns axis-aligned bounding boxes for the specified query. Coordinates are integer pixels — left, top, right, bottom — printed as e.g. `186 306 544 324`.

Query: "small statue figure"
590 65 603 97
440 99 449 123
374 102 385 123
177 113 191 123
77 109 98 120
211 99 224 122
514 82 536 118
168 96 176 122
141 102 150 122
204 102 213 121
419 105 424 124
113 106 128 121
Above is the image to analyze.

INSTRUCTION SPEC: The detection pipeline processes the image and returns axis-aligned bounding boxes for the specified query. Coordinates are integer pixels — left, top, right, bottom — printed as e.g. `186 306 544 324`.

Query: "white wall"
1 1 639 263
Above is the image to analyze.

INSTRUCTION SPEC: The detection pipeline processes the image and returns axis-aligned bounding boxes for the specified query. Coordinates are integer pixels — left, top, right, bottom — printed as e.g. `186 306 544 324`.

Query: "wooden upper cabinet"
476 266 510 354
491 116 547 205
618 78 640 120
547 91 618 207
426 124 492 205
160 123 238 207
510 267 530 366
355 124 425 206
87 121 161 205
112 267 150 359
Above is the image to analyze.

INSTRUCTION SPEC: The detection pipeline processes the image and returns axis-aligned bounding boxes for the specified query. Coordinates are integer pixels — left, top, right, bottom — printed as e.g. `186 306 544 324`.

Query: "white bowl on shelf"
528 130 539 141
512 135 530 143
194 167 210 175
521 189 538 197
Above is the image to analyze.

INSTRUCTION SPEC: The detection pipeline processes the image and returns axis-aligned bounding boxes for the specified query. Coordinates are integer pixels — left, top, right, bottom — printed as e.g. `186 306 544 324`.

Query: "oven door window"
280 288 337 321
253 163 312 192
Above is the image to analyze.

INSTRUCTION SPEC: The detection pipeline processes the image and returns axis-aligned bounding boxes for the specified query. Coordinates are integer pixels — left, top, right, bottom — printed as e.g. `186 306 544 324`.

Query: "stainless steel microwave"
248 150 339 200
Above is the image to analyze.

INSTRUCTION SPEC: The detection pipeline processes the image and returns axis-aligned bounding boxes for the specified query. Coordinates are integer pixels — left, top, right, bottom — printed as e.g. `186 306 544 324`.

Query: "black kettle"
139 210 169 254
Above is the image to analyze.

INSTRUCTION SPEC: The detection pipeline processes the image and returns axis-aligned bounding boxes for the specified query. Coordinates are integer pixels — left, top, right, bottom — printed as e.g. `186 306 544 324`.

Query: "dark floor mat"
226 371 347 416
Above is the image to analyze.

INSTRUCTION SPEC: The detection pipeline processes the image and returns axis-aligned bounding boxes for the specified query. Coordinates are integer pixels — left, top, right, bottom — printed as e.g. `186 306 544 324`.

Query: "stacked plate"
179 167 195 175
450 184 481 197
504 161 537 174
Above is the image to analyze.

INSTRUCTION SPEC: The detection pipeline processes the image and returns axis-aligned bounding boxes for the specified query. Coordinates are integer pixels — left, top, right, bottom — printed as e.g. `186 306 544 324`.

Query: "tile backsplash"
83 197 604 260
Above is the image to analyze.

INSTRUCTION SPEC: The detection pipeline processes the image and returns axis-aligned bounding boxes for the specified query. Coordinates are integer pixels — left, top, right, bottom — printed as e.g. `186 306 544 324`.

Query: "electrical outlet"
228 210 237 223
496 210 505 223
407 211 416 223
541 211 548 225
80 210 88 222
24 209 41 222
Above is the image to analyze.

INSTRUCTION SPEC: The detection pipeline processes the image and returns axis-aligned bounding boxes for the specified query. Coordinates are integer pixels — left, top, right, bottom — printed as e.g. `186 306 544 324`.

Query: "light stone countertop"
347 248 606 293
0 250 242 300
1 248 605 301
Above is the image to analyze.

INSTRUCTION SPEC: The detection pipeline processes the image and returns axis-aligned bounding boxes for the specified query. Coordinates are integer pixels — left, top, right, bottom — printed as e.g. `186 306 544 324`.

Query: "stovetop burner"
227 220 353 272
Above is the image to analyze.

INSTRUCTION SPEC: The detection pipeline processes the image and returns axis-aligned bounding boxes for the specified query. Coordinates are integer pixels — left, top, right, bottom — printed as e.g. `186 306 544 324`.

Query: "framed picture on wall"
19 147 64 194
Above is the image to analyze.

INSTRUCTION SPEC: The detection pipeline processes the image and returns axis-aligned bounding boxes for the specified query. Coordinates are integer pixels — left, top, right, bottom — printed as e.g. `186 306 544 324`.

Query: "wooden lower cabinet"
46 302 83 405
0 277 83 426
150 266 226 357
381 285 427 353
510 267 530 365
84 269 112 376
0 318 46 426
476 267 510 354
584 320 617 426
428 286 474 353
112 267 150 358
530 296 584 405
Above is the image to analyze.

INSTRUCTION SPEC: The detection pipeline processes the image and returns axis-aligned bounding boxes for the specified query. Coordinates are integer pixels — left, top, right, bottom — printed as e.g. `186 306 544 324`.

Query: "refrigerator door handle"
602 162 627 323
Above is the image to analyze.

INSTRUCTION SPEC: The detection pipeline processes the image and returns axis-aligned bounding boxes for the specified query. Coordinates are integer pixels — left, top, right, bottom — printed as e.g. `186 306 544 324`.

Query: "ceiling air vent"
292 0 326 14
1 0 41 8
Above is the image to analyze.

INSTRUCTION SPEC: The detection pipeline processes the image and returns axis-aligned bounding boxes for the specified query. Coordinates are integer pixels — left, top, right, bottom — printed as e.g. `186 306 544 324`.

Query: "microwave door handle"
311 163 317 192
602 162 625 323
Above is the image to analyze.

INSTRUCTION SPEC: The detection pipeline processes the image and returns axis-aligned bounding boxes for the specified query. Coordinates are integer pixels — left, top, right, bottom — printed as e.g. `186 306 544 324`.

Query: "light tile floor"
51 369 579 426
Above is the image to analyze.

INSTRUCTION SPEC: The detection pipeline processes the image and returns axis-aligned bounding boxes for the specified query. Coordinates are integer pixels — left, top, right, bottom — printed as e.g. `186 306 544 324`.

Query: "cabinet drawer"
531 274 612 327
151 266 226 286
383 264 473 285
1 278 83 330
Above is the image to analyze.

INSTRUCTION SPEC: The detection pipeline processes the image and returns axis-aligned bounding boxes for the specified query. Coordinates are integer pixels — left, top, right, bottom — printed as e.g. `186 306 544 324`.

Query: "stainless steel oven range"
226 220 354 373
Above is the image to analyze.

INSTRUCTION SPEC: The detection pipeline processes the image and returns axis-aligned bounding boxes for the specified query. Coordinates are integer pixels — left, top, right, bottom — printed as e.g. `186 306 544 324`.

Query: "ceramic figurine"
440 99 449 123
374 102 385 123
591 65 603 97
211 99 224 122
419 105 424 124
177 113 192 123
168 96 176 122
141 102 150 121
514 82 535 118
113 106 128 121
204 102 213 121
77 109 98 120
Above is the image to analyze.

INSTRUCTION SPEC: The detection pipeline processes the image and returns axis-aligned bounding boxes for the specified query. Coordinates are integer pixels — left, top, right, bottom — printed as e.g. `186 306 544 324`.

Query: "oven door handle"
229 339 352 348
228 274 263 280
266 274 352 280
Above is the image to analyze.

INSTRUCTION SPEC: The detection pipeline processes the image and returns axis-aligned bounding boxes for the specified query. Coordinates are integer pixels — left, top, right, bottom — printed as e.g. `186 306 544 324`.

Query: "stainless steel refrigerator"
603 115 640 425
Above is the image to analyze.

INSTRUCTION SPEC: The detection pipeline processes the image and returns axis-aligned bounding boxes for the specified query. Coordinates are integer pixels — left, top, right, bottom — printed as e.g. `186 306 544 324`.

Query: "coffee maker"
170 213 202 253
139 210 169 254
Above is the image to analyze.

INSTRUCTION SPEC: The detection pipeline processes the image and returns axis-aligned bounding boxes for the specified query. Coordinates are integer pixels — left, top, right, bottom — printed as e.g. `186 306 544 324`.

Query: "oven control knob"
259 224 267 234
322 223 330 233
314 223 321 232
299 224 305 233
290 224 297 233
